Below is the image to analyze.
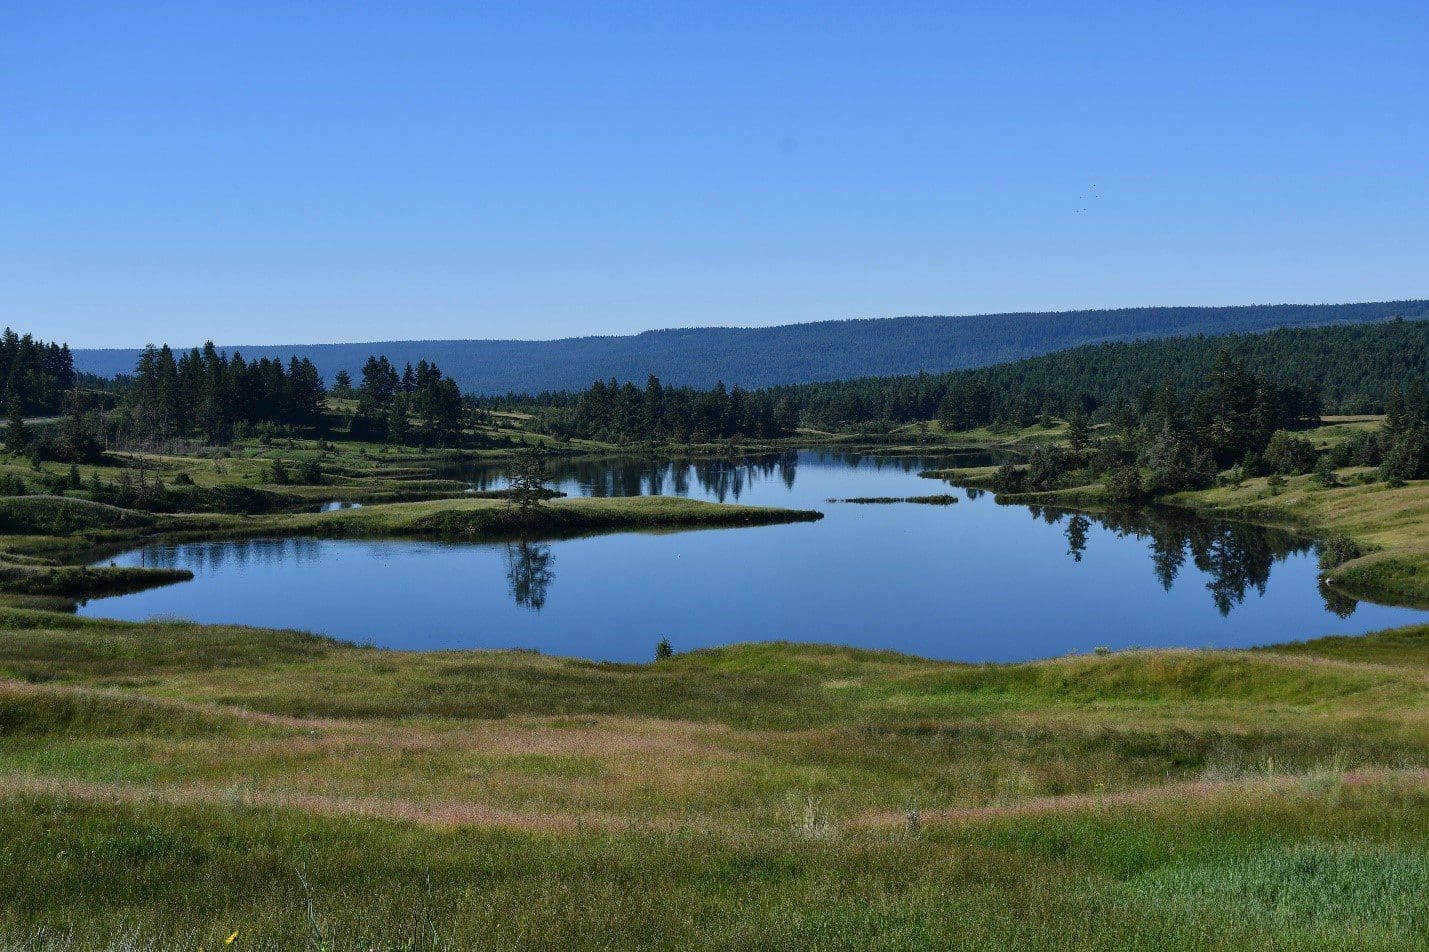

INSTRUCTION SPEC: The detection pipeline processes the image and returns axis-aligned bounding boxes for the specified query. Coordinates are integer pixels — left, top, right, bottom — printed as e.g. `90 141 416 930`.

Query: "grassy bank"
0 610 1426 948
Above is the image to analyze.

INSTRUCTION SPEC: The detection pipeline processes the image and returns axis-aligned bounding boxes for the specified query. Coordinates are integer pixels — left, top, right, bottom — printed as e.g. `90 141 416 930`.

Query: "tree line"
330 355 466 445
116 343 327 446
0 328 79 416
992 354 1429 501
480 376 800 444
482 320 1427 446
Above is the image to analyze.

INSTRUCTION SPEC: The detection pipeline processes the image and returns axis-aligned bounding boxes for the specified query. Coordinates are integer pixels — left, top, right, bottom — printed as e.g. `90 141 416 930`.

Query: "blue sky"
3 2 1426 347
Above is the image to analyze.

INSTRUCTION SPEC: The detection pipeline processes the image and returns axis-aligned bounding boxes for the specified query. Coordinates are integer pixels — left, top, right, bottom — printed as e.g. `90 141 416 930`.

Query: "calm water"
80 451 1426 662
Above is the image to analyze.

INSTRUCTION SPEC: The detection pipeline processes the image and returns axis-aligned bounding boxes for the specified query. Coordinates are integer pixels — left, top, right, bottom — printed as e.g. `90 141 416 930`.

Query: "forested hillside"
494 319 1429 437
71 300 1428 394
776 318 1429 430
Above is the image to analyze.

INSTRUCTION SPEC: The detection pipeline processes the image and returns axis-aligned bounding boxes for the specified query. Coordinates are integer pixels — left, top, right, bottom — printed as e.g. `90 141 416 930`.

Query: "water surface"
81 451 1426 662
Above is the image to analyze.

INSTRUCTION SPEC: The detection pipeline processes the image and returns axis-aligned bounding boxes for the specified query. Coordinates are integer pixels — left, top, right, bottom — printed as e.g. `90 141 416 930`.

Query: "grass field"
1 608 1427 948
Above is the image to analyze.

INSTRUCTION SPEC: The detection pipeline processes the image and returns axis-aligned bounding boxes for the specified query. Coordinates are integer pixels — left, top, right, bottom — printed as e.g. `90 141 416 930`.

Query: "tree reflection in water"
504 539 555 610
1029 502 1358 618
1065 514 1090 562
125 452 1364 623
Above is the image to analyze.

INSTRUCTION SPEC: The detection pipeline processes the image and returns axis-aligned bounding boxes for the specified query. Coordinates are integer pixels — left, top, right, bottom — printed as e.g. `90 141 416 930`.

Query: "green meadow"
1 607 1427 949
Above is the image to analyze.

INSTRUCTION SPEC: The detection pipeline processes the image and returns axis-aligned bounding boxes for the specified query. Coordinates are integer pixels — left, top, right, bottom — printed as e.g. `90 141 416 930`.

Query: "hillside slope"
72 300 1428 394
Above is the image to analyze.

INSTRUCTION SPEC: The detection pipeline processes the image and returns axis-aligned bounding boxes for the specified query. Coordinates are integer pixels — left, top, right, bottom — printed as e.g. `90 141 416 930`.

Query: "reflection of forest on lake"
123 498 1350 619
1015 501 1351 618
436 450 1012 503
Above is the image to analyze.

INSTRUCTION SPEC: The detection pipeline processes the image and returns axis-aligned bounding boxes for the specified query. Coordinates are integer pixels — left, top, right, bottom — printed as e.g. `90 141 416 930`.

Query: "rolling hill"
71 300 1428 395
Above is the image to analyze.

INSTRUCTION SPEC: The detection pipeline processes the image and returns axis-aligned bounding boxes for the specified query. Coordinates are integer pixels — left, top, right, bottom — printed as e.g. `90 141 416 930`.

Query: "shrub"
1328 430 1385 468
1025 444 1072 490
1142 430 1216 494
1239 451 1268 478
993 462 1026 493
1263 432 1317 475
1103 465 1146 503
297 459 324 485
1317 534 1363 572
1311 456 1339 488
654 636 673 661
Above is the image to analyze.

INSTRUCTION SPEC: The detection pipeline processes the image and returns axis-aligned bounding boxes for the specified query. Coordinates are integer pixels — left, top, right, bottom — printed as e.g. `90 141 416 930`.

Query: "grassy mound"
0 496 154 534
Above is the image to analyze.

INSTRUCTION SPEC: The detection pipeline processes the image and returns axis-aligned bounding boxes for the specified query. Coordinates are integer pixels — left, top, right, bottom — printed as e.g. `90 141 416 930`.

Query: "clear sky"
3 2 1426 348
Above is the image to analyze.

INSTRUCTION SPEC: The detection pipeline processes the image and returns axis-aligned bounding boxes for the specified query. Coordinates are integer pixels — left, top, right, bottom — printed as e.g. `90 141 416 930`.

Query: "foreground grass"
1 609 1427 948
3 775 1426 950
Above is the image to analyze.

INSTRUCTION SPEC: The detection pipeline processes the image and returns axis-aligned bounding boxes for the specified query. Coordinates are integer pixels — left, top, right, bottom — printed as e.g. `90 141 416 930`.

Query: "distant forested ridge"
71 300 1428 394
771 318 1429 431
491 319 1429 438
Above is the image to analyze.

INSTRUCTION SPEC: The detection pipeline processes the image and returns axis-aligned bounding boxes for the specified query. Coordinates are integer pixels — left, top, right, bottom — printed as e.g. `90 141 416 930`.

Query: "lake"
79 450 1426 662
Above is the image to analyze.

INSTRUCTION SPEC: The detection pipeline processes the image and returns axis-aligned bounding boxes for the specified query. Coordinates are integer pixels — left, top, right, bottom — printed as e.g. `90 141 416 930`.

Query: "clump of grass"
1120 841 1429 943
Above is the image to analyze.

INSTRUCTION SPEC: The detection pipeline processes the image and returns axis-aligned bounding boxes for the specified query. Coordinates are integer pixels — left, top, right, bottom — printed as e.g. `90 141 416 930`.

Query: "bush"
1103 465 1146 503
1142 430 1216 494
297 459 324 485
1328 430 1385 468
993 462 1026 493
1025 444 1072 490
1317 534 1363 572
654 636 673 661
270 458 322 486
1238 451 1268 478
1263 432 1317 475
1312 456 1339 488
1087 438 1133 476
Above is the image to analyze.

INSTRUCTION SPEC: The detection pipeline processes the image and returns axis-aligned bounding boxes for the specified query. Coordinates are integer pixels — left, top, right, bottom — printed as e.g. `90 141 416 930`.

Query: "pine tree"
1067 407 1090 456
507 445 551 515
5 397 27 454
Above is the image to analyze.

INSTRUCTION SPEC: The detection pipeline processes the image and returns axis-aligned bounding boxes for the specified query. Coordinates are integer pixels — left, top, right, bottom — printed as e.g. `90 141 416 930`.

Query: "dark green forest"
769 318 1429 431
0 328 79 415
71 300 1429 394
491 319 1428 439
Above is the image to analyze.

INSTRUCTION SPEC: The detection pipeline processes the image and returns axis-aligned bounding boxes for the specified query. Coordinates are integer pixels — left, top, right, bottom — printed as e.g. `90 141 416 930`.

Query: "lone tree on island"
507 445 551 515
